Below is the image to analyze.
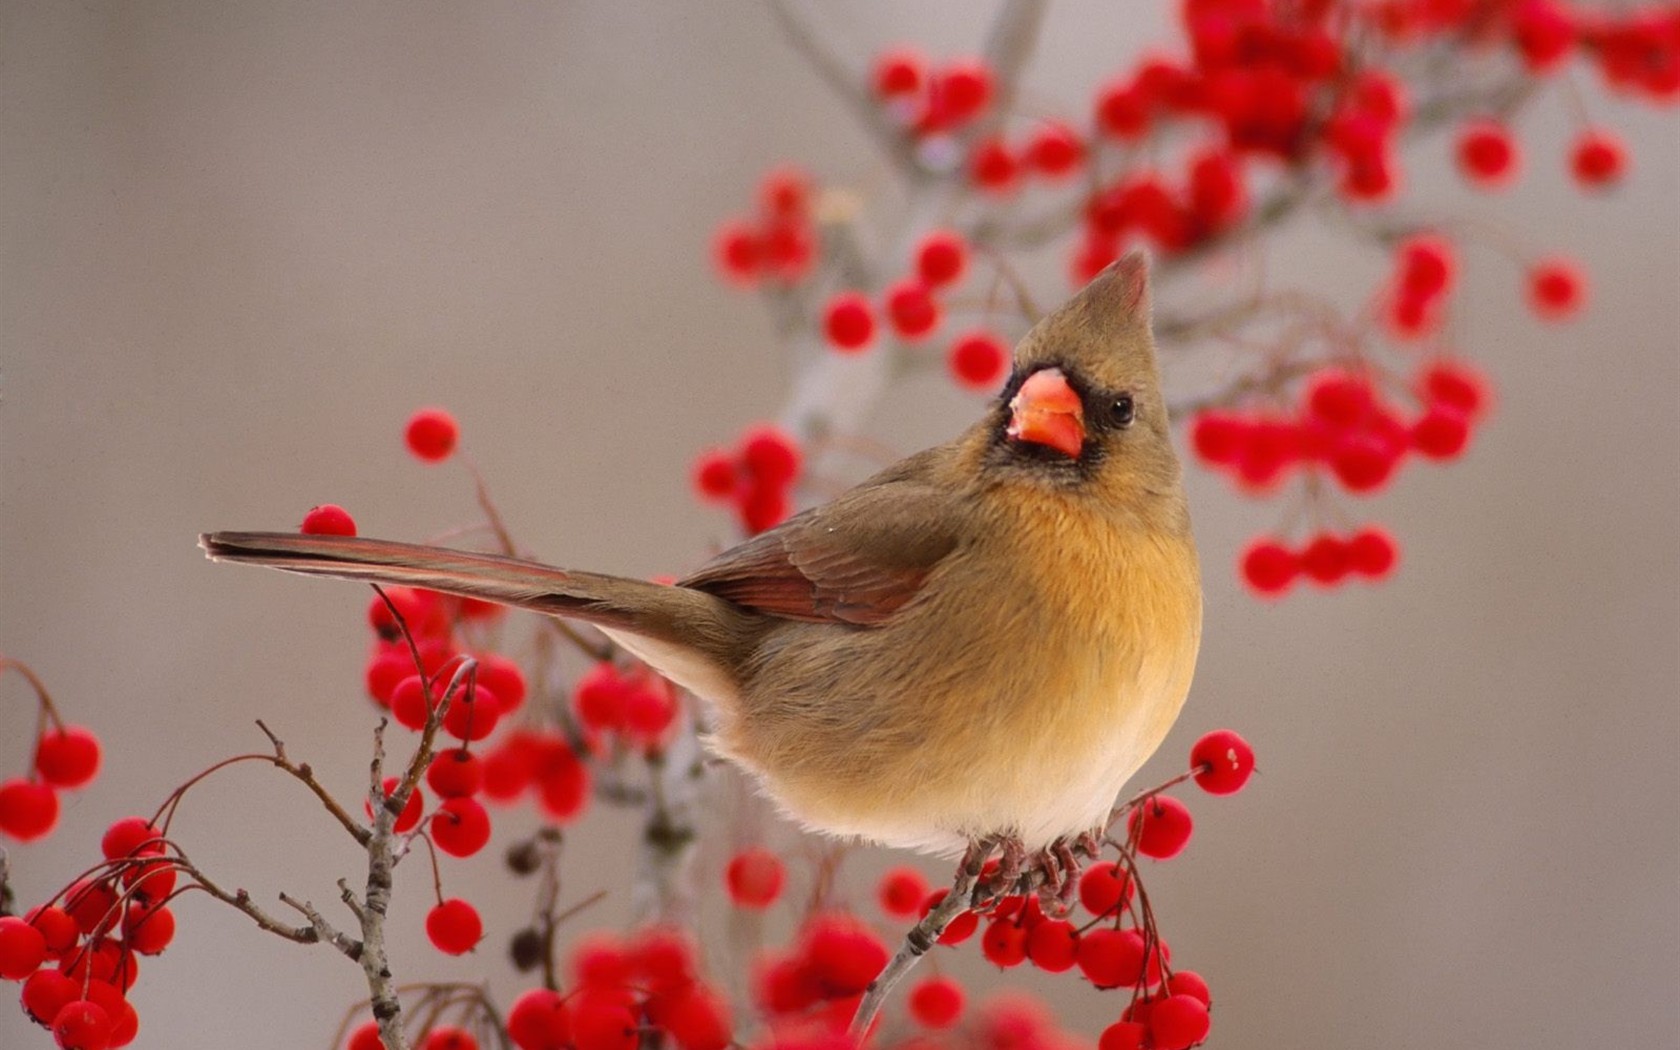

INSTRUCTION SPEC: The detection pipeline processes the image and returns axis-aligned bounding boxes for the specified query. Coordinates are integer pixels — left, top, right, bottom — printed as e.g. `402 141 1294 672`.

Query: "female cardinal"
203 252 1201 865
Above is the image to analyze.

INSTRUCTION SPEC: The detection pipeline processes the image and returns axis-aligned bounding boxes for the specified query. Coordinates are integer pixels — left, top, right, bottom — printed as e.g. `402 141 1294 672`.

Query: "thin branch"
256 720 372 848
280 890 363 960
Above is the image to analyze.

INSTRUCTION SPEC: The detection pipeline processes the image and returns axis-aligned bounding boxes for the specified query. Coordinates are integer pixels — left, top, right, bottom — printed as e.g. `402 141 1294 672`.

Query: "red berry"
759 167 810 220
658 985 732 1050
404 408 459 463
1570 128 1626 187
101 817 159 861
724 846 785 909
364 648 411 708
426 749 483 799
1078 861 1135 917
921 889 979 944
1075 927 1148 989
1348 526 1400 579
1096 80 1150 140
1527 257 1586 320
442 684 500 742
915 230 968 288
1417 360 1490 420
1396 234 1456 300
1190 410 1249 465
762 221 814 281
300 504 357 537
26 905 79 955
631 927 697 993
885 279 941 340
969 138 1020 193
507 987 571 1050
0 915 47 978
431 797 492 857
423 1026 479 1050
348 1022 387 1050
935 60 993 124
981 917 1029 968
691 450 739 502
737 479 790 535
620 677 678 747
1149 994 1211 1050
1024 122 1084 178
823 292 876 352
474 652 526 715
1240 539 1299 597
878 867 930 919
366 776 424 834
53 999 113 1050
1331 435 1400 493
1301 533 1351 586
1304 369 1375 429
0 779 58 842
712 221 761 284
426 898 483 955
35 726 102 789
1411 405 1472 460
1512 0 1576 71
570 931 631 988
23 969 78 1025
947 331 1009 390
739 425 802 486
571 995 638 1050
1025 918 1079 973
1099 1020 1150 1050
1128 795 1193 859
1191 729 1256 794
1167 969 1212 1007
390 675 433 731
574 662 628 732
873 48 924 99
1188 148 1246 229
804 914 888 996
908 974 965 1028
1457 121 1520 186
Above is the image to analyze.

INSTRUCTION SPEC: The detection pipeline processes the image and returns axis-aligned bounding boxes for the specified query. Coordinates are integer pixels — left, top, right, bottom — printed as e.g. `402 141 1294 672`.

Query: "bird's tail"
199 531 748 656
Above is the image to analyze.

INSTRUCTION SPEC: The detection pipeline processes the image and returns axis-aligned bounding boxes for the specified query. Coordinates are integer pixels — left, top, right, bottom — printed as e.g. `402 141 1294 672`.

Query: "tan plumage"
202 252 1201 856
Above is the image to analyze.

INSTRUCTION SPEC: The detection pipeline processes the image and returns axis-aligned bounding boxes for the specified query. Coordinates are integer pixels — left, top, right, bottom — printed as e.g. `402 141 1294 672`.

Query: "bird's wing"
678 453 965 627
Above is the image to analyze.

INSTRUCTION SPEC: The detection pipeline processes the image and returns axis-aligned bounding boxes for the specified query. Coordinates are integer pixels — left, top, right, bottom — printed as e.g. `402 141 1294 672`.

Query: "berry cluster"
712 168 818 287
691 423 803 534
1 661 102 844
7 816 178 1048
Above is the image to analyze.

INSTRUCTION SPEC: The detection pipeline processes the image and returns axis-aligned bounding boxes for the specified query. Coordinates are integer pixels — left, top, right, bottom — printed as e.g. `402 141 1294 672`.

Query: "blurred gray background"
3 3 1676 1048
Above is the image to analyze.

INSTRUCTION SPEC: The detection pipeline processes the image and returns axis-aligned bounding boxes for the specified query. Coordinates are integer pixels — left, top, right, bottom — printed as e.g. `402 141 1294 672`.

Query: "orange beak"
1007 368 1086 458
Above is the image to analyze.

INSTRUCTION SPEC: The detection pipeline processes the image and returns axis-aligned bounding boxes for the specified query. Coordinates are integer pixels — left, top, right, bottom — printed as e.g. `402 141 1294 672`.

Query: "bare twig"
280 890 363 960
256 720 372 848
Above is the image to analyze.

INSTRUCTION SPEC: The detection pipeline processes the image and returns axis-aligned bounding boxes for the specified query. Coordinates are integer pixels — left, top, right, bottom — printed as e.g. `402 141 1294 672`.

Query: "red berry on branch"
947 331 1009 391
804 914 889 996
712 221 761 285
1411 405 1472 460
878 867 930 919
1527 257 1587 320
1348 526 1400 580
1167 969 1213 1007
123 901 176 955
915 230 968 288
981 918 1029 968
758 166 810 221
1098 1020 1150 1050
476 652 527 715
52 999 113 1050
571 931 632 988
873 48 924 99
1570 128 1627 187
426 898 483 955
427 749 484 798
1095 81 1150 141
1190 410 1249 466
390 675 433 731
23 969 79 1026
507 987 571 1050
34 725 102 789
970 138 1020 194
364 648 410 708
0 778 59 842
1457 121 1520 187
823 292 876 352
1417 360 1491 420
724 846 785 909
1349 69 1409 126
405 408 459 463
1188 147 1247 229
621 677 678 747
908 975 965 1028
1192 729 1255 794
1397 234 1456 300
1305 369 1375 429
762 221 814 282
1241 538 1299 597
1076 927 1148 989
935 60 994 124
347 1021 387 1050
535 744 590 823
1149 994 1212 1050
742 421 806 483
1128 795 1193 859
1331 434 1401 493
0 915 47 978
692 450 740 503
1078 860 1135 916
423 1027 479 1050
738 479 791 535
366 776 424 834
884 279 941 341
1024 122 1084 178
431 797 492 857
1301 533 1352 586
574 662 628 732
570 996 638 1050
1025 918 1079 972
1511 0 1576 72
300 504 357 537
658 984 732 1050
442 684 501 742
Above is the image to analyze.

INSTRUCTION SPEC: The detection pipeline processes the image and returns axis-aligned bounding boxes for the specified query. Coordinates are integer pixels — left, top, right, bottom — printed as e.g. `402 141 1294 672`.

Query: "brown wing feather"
678 450 966 626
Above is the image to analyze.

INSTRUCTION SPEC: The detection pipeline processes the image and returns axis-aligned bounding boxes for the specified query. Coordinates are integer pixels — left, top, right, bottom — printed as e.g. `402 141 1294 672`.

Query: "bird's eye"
1111 394 1135 428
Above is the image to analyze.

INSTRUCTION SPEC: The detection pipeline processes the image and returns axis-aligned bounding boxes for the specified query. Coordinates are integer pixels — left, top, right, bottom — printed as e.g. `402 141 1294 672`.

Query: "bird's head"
982 251 1184 514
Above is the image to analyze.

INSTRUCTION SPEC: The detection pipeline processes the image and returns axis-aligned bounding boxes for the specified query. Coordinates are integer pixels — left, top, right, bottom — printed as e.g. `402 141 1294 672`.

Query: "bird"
202 251 1202 874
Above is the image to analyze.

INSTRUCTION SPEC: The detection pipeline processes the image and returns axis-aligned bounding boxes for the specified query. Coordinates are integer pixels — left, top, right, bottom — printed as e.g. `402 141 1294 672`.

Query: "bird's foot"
1029 838 1084 914
971 834 1027 907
